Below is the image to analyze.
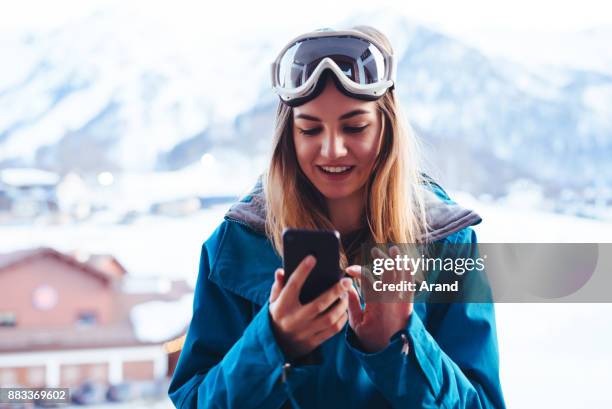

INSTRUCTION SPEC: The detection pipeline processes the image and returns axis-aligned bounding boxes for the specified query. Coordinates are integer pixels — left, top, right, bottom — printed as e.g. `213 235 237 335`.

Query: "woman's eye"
345 125 369 134
299 127 322 136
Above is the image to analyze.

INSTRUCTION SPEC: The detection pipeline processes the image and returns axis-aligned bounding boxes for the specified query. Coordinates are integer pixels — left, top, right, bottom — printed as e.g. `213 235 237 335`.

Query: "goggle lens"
277 36 388 89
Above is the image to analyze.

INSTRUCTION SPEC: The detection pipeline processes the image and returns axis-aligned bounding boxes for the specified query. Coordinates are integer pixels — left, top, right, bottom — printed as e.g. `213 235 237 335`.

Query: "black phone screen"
282 228 341 304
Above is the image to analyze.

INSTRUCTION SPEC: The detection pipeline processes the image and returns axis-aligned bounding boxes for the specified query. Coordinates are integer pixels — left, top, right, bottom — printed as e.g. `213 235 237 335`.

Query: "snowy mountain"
231 15 612 197
384 24 612 194
1 10 611 200
0 7 274 172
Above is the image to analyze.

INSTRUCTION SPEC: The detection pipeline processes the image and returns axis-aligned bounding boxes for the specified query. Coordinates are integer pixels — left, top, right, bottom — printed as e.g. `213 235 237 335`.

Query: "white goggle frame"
270 29 396 104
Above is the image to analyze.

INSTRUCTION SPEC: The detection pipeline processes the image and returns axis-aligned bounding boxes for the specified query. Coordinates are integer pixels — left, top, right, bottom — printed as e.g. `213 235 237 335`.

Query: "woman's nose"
320 133 348 159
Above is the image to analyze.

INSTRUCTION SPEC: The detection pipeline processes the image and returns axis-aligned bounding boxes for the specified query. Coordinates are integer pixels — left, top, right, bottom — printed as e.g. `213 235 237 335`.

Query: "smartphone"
282 228 342 304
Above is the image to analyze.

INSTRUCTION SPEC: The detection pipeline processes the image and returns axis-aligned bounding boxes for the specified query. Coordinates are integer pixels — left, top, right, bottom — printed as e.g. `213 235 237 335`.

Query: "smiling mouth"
317 165 355 175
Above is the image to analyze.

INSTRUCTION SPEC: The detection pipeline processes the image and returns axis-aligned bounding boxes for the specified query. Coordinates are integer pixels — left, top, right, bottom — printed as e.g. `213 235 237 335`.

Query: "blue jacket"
168 180 506 408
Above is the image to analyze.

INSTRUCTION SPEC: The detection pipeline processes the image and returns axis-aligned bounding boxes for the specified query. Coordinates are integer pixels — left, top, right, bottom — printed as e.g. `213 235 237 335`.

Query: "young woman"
168 26 506 408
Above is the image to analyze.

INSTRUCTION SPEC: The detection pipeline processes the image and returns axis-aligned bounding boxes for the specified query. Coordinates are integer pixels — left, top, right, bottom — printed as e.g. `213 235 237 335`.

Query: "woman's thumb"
347 285 363 328
269 268 285 302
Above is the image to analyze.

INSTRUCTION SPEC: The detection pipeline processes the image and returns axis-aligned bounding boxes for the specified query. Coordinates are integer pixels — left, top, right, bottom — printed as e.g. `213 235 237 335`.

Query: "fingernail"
341 278 352 289
305 255 315 266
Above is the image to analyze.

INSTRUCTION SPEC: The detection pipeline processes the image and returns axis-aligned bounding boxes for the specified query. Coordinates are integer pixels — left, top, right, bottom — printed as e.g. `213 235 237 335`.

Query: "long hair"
264 25 429 269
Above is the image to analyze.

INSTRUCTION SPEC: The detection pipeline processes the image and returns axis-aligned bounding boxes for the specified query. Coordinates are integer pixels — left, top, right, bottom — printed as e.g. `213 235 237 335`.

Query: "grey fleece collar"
224 178 482 243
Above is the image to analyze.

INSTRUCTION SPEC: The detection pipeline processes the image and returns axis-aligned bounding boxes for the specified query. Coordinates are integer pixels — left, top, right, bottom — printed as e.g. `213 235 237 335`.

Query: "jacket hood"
224 176 481 243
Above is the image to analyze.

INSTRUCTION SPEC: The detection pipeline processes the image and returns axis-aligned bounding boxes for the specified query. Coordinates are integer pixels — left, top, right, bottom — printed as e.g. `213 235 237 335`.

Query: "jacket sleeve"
345 228 506 408
168 228 316 408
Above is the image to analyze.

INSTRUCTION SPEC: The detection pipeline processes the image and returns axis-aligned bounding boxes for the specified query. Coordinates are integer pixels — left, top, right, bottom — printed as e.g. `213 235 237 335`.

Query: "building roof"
0 247 124 283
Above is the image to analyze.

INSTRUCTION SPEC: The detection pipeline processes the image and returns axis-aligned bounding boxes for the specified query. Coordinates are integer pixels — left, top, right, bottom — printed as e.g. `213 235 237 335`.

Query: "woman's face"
292 78 383 202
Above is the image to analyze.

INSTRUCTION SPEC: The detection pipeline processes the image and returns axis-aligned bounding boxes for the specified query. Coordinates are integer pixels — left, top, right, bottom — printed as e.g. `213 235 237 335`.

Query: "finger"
371 246 389 261
312 310 348 345
304 277 352 316
388 245 401 283
391 245 414 286
345 265 361 279
347 285 363 328
371 247 389 279
352 261 376 294
345 266 365 299
310 294 349 333
282 255 316 302
371 247 396 284
269 268 285 302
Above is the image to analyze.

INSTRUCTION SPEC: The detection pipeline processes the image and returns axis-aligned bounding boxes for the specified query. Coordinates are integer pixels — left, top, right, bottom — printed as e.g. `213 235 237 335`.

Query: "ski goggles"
271 28 396 107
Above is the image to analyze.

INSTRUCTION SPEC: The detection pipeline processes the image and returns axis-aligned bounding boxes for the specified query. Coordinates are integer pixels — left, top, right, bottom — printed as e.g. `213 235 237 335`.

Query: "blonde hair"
264 25 429 268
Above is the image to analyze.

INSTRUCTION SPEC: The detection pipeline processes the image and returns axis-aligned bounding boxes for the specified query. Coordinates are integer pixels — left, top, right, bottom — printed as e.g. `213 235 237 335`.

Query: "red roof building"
0 247 191 388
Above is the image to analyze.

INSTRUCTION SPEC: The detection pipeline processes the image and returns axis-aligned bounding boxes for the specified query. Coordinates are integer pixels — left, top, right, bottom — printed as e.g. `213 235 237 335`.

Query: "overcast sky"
2 0 611 34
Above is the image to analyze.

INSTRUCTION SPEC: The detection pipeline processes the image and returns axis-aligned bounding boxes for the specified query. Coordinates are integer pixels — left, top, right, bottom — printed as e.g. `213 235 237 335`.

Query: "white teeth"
321 166 351 173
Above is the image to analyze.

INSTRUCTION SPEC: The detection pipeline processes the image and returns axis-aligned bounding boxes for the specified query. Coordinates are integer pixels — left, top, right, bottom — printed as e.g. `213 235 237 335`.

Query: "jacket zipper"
401 333 410 356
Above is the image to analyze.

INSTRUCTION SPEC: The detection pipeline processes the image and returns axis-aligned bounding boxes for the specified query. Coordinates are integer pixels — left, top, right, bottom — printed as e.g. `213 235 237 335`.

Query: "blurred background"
0 0 611 407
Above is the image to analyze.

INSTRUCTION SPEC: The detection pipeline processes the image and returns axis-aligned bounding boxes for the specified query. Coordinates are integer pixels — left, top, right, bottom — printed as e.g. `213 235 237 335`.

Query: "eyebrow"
295 109 370 122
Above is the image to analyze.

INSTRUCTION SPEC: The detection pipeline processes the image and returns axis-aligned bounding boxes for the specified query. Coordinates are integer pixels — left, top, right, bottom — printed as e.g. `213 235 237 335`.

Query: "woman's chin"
314 184 359 201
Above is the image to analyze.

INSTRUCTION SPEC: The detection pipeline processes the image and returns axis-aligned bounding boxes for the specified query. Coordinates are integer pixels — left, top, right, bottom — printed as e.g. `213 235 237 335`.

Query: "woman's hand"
269 255 353 361
346 246 413 353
